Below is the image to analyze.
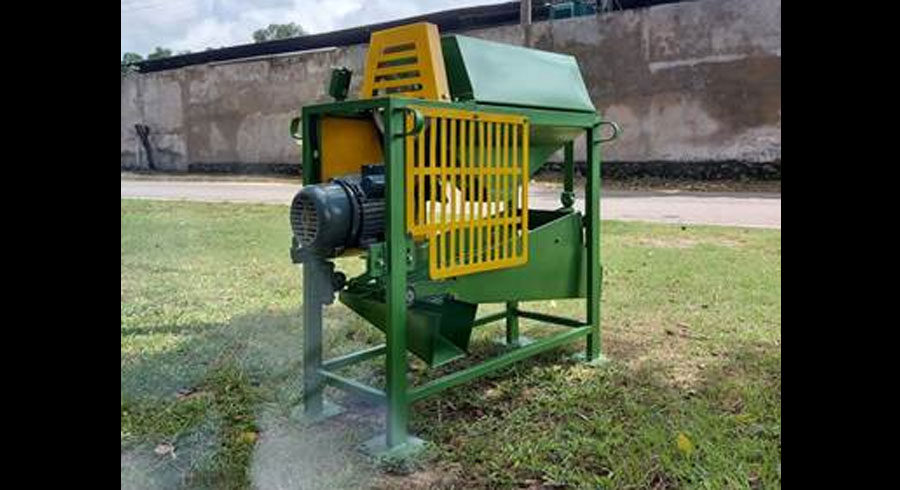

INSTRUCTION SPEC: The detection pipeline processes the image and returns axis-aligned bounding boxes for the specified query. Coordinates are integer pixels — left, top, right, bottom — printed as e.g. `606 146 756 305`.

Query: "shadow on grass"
121 323 222 338
122 310 780 490
121 309 384 490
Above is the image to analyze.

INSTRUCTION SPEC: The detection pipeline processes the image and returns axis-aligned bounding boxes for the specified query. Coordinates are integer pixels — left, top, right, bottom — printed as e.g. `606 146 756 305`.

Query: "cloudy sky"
121 0 505 57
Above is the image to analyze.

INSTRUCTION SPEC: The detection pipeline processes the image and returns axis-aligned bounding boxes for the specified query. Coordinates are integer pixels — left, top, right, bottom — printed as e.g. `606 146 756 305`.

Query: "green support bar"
516 309 588 328
408 326 592 402
472 310 507 328
319 369 387 403
384 103 410 448
304 97 597 129
322 344 386 370
562 141 575 209
301 108 318 185
585 124 602 360
505 301 519 345
302 96 389 116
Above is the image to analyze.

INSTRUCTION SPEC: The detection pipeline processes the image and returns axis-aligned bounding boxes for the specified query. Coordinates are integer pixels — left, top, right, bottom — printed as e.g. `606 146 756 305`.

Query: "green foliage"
252 22 306 43
121 52 143 75
147 46 173 60
122 52 143 64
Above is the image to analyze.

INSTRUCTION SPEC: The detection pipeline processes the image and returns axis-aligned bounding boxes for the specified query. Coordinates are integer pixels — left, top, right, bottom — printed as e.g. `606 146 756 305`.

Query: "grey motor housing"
290 164 385 256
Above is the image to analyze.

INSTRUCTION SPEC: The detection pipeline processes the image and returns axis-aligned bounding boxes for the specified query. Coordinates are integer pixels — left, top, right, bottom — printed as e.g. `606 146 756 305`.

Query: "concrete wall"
121 0 780 173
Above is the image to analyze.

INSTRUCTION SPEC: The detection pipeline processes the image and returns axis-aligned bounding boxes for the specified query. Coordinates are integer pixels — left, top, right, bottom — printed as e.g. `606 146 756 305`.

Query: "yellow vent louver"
405 106 530 280
359 22 450 101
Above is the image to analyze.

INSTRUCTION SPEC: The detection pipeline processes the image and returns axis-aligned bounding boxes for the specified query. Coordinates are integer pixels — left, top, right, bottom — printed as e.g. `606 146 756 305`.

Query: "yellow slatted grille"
405 106 529 280
360 22 450 101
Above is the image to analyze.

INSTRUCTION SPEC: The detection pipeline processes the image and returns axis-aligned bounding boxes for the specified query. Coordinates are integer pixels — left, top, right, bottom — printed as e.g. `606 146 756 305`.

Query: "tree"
122 52 143 64
146 47 173 60
121 52 143 74
252 22 305 43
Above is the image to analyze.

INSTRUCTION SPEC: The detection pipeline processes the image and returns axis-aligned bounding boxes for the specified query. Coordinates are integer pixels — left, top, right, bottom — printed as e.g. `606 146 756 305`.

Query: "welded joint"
289 117 303 144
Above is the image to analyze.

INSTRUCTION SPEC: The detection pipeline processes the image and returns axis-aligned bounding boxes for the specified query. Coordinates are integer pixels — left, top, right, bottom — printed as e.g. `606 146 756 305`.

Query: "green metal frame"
298 96 606 451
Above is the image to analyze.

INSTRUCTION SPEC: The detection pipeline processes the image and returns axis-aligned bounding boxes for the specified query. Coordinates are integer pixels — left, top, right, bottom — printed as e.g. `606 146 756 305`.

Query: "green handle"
290 117 303 144
595 120 620 143
396 108 425 138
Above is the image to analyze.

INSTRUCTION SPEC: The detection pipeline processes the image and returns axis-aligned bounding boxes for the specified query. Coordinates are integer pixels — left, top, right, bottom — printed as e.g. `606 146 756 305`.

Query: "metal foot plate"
569 351 611 366
290 400 345 426
358 433 427 460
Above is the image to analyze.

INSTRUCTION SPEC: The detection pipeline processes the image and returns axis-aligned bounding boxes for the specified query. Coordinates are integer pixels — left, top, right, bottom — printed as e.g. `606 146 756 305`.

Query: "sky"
121 0 506 58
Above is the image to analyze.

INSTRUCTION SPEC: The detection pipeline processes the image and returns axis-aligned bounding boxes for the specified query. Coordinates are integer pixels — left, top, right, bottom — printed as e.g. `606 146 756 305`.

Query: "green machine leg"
302 258 324 416
360 106 425 456
505 301 519 345
297 112 344 424
384 104 410 449
562 141 575 209
300 254 345 422
300 107 326 418
585 125 603 361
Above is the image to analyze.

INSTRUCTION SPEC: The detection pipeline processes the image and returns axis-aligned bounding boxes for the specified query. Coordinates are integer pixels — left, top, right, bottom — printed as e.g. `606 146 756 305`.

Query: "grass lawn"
121 199 781 489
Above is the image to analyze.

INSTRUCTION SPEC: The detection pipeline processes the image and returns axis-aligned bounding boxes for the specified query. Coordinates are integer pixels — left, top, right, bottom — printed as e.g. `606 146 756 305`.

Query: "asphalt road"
121 178 780 229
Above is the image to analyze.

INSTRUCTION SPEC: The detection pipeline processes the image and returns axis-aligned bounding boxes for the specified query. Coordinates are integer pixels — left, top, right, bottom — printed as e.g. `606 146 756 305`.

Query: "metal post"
302 257 324 415
301 108 324 416
520 0 532 25
562 141 575 209
505 301 519 345
585 125 602 360
384 104 409 448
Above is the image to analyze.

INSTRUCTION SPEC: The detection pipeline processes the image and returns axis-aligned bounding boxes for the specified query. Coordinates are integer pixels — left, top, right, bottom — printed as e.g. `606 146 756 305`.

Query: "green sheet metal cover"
339 289 477 367
441 35 595 113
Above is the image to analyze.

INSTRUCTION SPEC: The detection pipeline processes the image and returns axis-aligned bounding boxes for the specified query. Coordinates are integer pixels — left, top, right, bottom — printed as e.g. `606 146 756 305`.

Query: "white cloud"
121 0 506 58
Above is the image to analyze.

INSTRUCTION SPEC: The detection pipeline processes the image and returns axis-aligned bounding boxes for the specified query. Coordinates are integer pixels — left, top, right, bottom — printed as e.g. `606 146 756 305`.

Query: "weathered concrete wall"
121 44 368 171
121 0 780 173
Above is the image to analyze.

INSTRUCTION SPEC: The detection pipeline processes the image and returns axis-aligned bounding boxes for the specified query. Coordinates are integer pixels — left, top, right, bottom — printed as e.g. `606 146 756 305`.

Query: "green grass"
121 199 780 489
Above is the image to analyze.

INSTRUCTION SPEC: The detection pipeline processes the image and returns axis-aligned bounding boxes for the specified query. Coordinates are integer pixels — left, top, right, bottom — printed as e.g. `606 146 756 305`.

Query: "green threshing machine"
288 22 619 454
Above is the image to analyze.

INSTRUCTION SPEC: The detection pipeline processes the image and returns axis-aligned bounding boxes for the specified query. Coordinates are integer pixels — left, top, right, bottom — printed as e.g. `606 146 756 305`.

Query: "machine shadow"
123 302 780 489
121 308 386 489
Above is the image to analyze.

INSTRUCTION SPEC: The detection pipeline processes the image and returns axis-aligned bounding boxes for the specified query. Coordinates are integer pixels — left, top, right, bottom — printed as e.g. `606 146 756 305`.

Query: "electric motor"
290 164 385 256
